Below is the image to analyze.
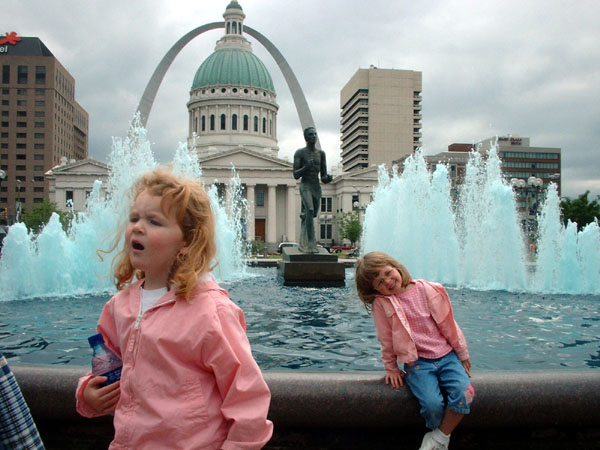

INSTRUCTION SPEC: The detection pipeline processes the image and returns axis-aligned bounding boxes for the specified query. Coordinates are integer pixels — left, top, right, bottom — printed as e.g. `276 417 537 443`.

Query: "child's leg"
437 352 474 435
404 358 445 430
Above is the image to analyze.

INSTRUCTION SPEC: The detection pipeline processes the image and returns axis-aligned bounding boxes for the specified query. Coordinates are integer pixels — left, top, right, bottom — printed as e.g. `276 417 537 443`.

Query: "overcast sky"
7 0 600 198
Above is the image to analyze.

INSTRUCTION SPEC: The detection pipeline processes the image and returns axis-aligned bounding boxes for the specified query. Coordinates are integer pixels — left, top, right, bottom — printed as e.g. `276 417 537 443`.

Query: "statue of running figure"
293 127 333 253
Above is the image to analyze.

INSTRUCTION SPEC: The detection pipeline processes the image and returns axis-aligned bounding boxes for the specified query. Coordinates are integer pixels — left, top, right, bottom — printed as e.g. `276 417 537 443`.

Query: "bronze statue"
293 127 332 253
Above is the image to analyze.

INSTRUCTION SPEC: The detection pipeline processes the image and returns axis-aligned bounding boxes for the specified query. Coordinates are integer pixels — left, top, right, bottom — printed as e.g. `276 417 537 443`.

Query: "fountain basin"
11 364 600 449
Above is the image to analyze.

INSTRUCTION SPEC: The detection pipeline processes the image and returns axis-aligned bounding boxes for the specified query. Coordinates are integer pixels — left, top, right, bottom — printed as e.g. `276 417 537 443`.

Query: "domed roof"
225 1 243 11
191 48 274 91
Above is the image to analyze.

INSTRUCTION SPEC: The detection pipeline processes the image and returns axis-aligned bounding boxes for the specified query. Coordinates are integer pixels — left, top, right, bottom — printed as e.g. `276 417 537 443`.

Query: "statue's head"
304 127 317 142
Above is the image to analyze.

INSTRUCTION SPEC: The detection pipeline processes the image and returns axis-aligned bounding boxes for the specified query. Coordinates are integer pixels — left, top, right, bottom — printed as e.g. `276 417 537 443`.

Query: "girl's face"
372 265 406 296
125 190 187 290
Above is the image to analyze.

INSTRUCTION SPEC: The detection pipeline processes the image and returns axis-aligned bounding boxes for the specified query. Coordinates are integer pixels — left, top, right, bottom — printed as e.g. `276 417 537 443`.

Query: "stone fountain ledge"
11 365 600 449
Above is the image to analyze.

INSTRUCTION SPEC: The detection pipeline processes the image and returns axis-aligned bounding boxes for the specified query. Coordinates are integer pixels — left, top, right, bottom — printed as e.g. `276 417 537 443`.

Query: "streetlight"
16 179 22 222
527 176 543 216
511 176 544 239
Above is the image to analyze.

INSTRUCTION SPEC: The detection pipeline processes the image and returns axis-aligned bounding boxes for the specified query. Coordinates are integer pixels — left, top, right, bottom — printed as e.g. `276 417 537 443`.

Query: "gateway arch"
135 22 318 142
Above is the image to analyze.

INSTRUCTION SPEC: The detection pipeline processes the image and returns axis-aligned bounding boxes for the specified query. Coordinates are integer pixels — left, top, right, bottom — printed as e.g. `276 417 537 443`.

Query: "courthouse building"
184 1 378 249
0 33 88 224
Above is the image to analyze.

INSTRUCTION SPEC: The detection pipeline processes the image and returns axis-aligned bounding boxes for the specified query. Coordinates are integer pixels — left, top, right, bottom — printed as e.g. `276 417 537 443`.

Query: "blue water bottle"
88 333 122 386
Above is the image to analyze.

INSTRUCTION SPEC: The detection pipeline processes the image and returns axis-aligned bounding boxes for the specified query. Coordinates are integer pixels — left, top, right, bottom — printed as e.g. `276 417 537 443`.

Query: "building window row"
500 151 559 160
198 87 271 98
196 112 273 136
503 161 559 169
503 171 560 179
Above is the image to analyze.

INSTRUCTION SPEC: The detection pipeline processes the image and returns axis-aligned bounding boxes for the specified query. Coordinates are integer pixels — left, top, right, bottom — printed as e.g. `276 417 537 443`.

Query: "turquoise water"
1 268 598 371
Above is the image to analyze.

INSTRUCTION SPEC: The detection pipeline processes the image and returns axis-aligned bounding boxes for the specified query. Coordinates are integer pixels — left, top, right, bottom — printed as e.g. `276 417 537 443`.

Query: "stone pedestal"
278 247 345 287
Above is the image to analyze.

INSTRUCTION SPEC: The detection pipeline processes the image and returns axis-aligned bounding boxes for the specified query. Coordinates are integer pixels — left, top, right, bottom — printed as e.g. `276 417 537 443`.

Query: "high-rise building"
1 33 88 224
340 67 422 172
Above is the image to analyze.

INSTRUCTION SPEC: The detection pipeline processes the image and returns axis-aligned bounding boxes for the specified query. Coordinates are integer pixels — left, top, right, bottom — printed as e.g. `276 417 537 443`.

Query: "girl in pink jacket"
356 251 474 450
76 169 273 449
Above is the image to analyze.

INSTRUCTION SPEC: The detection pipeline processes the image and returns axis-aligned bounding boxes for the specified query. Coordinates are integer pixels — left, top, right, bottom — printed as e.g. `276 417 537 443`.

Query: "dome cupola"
187 1 279 157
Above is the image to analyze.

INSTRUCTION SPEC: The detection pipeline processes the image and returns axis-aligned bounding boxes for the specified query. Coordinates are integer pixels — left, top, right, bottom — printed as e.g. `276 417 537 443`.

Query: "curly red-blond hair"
111 169 216 301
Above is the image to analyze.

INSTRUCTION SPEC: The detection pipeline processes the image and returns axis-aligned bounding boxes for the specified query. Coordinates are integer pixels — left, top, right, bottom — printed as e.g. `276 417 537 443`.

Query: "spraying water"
362 147 600 294
0 116 247 301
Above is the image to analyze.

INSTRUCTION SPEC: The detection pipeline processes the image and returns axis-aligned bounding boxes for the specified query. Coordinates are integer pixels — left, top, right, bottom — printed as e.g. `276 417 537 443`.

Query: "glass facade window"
256 188 264 207
320 197 332 212
1 65 9 84
320 223 332 239
35 66 46 85
17 66 28 84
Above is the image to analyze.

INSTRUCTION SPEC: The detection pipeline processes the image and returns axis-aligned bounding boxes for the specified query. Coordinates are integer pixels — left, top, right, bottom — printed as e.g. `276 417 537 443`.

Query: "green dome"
191 48 274 91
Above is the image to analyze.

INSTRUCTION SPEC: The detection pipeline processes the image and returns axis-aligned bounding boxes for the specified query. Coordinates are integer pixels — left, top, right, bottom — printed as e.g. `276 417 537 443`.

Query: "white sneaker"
418 430 449 450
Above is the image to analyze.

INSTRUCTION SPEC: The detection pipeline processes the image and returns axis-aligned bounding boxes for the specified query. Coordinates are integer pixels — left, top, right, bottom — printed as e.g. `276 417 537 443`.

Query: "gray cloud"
6 0 600 198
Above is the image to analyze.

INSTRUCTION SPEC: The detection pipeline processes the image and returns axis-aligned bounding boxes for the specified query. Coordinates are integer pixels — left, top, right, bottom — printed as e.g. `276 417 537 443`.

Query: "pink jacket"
371 279 470 373
76 279 273 450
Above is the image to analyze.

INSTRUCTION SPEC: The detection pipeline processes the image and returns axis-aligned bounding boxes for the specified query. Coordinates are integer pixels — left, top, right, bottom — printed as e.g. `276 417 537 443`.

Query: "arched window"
253 116 258 132
201 115 206 131
210 114 215 131
269 119 272 136
243 115 249 131
226 22 230 34
262 117 266 133
232 114 238 130
232 22 237 34
220 114 226 130
238 22 242 34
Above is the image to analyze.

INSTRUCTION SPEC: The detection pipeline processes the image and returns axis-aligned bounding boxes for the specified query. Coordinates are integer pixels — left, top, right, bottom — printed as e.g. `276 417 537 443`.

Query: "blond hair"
355 251 413 312
112 169 216 301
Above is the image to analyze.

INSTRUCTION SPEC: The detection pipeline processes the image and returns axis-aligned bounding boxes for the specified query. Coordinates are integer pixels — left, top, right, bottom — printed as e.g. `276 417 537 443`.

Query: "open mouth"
131 241 144 251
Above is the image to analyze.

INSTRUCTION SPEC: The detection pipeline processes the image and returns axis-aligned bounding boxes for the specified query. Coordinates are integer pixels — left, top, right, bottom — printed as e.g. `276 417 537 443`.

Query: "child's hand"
462 359 472 377
83 376 121 414
385 370 404 389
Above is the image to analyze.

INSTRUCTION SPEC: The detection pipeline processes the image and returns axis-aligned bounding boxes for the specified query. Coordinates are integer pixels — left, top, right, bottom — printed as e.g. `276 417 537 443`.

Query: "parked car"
277 242 298 253
347 248 361 258
330 245 356 253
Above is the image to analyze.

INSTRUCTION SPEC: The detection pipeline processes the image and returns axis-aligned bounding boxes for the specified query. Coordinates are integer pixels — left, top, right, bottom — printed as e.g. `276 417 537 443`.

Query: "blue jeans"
404 351 474 430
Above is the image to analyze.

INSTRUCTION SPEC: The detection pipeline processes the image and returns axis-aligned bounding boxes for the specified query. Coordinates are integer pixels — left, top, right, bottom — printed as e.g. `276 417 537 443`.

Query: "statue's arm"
320 150 333 184
293 150 312 180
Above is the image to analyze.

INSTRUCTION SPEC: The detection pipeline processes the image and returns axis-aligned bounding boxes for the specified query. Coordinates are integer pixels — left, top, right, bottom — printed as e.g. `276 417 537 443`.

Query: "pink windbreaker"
371 279 470 373
76 279 273 450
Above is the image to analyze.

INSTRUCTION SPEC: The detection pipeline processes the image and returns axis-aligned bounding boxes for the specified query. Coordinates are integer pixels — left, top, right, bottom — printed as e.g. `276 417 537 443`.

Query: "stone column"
246 184 255 242
267 185 277 244
286 185 296 242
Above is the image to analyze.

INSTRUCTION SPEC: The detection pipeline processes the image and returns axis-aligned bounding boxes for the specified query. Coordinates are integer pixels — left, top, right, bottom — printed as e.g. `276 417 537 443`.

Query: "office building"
1 33 88 224
477 135 561 194
340 67 422 172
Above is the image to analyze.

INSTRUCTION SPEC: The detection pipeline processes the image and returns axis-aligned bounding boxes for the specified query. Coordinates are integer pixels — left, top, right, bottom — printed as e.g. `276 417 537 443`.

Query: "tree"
337 211 362 246
21 199 65 234
560 191 600 229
